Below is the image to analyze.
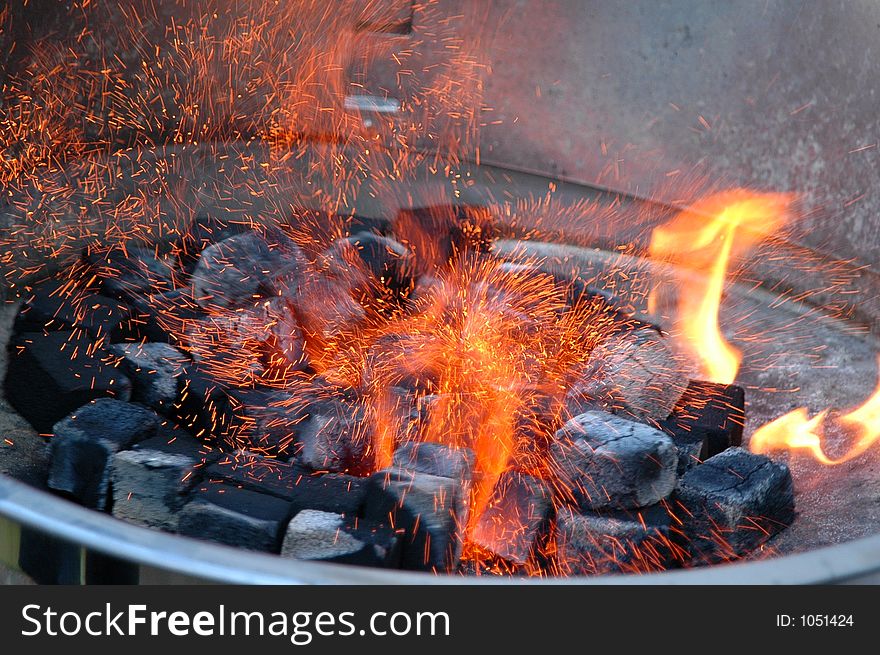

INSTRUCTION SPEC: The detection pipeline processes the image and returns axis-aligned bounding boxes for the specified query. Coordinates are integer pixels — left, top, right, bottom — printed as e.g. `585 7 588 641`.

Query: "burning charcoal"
392 442 475 481
281 510 401 567
287 473 368 517
663 425 706 476
206 455 303 498
178 483 293 552
323 232 415 310
126 288 205 344
13 280 131 343
191 229 308 311
108 342 188 413
286 274 367 353
456 558 522 577
364 334 441 393
136 423 214 459
552 411 678 510
177 212 257 272
84 246 176 300
470 471 553 566
5 331 132 433
659 381 746 473
110 428 209 531
408 275 443 306
675 447 794 563
46 398 160 509
185 298 309 381
257 297 310 375
347 213 392 236
183 315 266 379
512 387 564 461
205 450 368 515
555 505 679 575
173 366 229 439
230 388 314 456
177 373 307 453
393 204 495 275
564 327 688 422
296 403 374 474
361 469 466 572
497 261 618 314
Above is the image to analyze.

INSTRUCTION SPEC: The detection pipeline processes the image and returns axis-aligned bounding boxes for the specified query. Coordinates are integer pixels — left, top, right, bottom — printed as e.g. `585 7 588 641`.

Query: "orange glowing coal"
751 355 880 464
649 190 793 384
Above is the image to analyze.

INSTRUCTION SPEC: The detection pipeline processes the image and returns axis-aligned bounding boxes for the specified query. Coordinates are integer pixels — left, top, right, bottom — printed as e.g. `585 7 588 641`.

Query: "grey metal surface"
478 1 880 264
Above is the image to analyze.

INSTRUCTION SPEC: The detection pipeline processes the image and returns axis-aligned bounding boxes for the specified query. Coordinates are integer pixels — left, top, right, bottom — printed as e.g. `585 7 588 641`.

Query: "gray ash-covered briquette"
551 410 678 510
281 509 401 567
674 447 795 562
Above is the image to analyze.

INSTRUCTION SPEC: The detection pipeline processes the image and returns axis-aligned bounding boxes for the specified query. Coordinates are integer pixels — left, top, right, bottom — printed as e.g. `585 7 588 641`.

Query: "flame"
751 355 880 464
357 257 606 533
750 408 833 464
839 369 880 458
649 191 793 383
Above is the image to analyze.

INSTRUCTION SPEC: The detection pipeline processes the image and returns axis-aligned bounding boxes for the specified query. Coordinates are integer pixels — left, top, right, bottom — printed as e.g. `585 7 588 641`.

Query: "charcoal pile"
3 206 795 577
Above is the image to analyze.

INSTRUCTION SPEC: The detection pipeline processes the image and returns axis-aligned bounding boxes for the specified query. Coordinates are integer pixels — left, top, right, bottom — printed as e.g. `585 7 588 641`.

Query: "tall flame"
649 191 793 384
751 355 880 464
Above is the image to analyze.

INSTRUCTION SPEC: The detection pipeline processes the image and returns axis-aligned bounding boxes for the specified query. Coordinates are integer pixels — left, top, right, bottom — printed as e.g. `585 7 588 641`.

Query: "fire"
751 355 880 464
839 366 880 458
750 408 833 465
2 0 877 575
648 190 793 384
356 256 607 534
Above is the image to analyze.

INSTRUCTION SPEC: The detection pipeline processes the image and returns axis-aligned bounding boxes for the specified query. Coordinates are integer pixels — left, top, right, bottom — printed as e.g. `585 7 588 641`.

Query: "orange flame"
750 408 833 464
751 355 880 464
649 191 793 383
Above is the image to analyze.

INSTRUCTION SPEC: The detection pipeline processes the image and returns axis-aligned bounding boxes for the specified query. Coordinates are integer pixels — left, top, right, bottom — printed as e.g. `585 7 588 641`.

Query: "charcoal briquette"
109 342 188 413
178 482 293 552
47 398 160 509
470 471 553 566
281 510 401 567
555 504 679 575
552 410 678 510
658 380 746 473
5 331 132 434
14 280 131 343
361 469 466 572
675 447 795 562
